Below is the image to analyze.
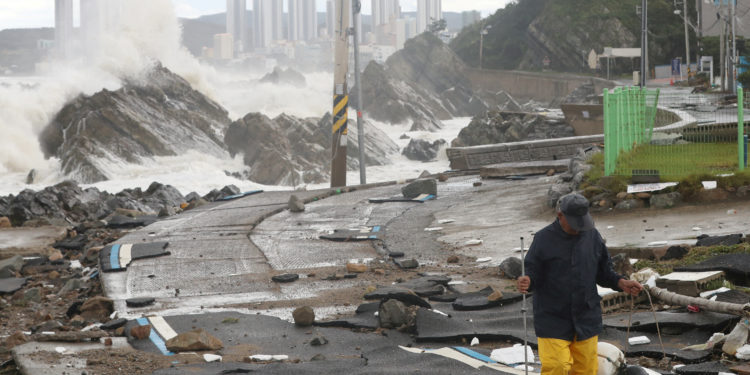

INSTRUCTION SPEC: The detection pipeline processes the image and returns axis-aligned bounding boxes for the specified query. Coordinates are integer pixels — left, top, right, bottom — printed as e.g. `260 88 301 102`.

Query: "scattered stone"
402 139 446 162
4 331 28 348
487 288 504 302
661 245 689 261
126 297 156 308
310 354 326 361
650 192 681 209
388 252 404 258
0 277 27 294
310 334 328 346
546 169 556 176
0 217 11 228
158 206 175 217
23 287 41 303
293 306 315 326
0 255 24 278
473 182 482 187
53 235 88 251
103 337 113 346
79 296 114 322
271 274 299 283
48 250 64 263
58 278 83 295
447 255 459 263
166 329 223 352
397 275 450 297
288 195 305 212
615 199 642 210
379 299 409 329
498 257 523 279
100 318 127 330
346 263 367 273
396 258 419 269
401 179 437 199
437 174 449 182
130 325 152 340
635 192 651 199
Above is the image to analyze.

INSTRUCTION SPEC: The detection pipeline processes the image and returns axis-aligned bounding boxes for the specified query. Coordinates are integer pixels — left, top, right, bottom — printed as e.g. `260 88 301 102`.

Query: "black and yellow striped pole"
331 0 350 188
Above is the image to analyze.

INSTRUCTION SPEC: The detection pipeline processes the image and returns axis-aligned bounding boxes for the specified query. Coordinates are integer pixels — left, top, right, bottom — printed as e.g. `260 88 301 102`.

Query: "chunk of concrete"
402 179 437 199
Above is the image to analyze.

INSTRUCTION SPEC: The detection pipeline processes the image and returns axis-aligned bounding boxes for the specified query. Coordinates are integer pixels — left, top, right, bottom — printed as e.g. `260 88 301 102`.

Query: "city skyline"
0 0 507 30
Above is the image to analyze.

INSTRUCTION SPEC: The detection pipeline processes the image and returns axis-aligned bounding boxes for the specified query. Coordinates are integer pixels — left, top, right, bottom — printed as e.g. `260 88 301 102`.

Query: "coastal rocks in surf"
225 112 398 186
259 66 306 86
1 180 187 227
39 63 230 184
450 111 574 147
402 139 446 162
352 33 492 128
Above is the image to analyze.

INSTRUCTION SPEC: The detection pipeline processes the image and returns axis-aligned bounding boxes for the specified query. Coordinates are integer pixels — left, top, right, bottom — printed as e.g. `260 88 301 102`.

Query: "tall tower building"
227 0 247 55
252 0 271 49
288 0 317 41
80 0 104 57
325 0 335 38
54 0 74 59
417 0 441 34
372 0 399 27
270 0 284 41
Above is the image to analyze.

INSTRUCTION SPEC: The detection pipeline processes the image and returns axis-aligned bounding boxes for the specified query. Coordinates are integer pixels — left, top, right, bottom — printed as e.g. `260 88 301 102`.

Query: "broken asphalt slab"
12 338 131 375
364 286 432 308
603 311 738 332
99 241 170 272
368 193 436 203
675 253 750 286
118 311 508 374
314 302 379 330
319 226 384 241
600 327 713 363
0 277 27 294
451 286 523 311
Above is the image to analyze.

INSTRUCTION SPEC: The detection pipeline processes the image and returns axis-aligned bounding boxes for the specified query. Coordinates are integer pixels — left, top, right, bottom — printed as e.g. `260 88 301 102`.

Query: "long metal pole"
352 1 366 185
520 236 528 375
479 32 483 69
683 0 690 76
731 0 737 94
720 1 725 91
640 0 647 87
331 0 350 187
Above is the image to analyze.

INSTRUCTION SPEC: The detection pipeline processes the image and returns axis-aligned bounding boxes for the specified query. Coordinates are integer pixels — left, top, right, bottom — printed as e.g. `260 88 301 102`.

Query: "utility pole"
640 0 647 87
331 0 350 187
683 0 690 76
731 0 737 93
479 25 490 69
352 0 366 185
720 1 725 91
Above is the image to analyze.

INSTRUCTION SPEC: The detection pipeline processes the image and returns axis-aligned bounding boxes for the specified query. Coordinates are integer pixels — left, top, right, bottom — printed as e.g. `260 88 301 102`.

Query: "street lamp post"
479 25 491 69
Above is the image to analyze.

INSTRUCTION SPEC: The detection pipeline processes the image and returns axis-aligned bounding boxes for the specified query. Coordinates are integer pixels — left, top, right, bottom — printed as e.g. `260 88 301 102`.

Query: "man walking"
517 193 642 375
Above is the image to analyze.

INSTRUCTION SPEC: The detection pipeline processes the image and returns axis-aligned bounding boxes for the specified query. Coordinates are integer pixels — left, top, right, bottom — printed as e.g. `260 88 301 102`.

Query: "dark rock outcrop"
451 111 574 147
40 63 230 183
225 112 398 185
259 66 306 86
354 33 492 127
402 139 446 162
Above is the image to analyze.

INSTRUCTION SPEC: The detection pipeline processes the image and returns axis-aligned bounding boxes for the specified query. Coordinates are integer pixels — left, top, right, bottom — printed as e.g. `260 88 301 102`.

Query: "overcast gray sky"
0 0 509 30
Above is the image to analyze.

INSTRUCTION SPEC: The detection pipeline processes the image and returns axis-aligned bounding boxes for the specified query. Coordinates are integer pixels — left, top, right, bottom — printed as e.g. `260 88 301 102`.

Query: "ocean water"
0 0 470 197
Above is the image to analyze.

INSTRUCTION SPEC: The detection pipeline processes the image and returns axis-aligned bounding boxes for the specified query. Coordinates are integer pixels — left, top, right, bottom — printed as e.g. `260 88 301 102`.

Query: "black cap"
559 193 594 232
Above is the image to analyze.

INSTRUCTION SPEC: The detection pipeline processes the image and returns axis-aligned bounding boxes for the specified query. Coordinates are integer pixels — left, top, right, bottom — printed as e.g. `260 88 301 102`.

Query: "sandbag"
597 342 624 375
722 319 750 356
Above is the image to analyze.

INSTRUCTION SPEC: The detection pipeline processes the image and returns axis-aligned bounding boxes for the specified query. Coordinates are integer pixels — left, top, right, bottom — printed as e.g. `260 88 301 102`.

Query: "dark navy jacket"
524 219 623 341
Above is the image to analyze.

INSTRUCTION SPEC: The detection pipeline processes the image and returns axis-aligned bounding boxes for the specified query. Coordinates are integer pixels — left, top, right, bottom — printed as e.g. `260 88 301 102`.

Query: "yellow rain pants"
537 335 598 375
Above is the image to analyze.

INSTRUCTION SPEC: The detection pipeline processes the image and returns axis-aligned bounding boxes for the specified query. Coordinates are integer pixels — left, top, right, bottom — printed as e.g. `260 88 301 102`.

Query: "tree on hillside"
428 19 447 34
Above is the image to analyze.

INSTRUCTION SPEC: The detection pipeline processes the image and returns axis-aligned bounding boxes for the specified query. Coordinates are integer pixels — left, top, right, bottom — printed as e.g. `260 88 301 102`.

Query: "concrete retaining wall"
465 68 615 103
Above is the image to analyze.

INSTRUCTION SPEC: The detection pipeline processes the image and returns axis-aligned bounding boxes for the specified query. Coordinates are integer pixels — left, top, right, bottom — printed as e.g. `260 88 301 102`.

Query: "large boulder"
225 112 398 186
259 66 306 86
451 111 574 147
402 139 446 162
353 33 491 127
39 63 230 183
165 328 223 352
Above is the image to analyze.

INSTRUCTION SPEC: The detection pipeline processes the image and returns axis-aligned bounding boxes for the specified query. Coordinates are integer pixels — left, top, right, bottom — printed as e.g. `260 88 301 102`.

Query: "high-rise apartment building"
325 0 335 38
214 33 235 59
416 0 441 34
54 0 73 59
227 0 247 55
288 0 317 41
372 0 399 27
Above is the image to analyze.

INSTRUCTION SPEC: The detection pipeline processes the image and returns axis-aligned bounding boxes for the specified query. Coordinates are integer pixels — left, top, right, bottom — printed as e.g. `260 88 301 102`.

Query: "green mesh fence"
603 86 747 181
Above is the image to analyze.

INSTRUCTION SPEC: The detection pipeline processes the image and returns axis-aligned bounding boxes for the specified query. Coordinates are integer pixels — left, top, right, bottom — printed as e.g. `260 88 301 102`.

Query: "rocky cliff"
355 33 493 128
39 64 230 183
451 111 574 147
225 113 398 186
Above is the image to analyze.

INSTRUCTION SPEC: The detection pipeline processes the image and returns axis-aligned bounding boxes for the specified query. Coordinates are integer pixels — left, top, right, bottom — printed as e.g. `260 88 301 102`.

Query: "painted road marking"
119 244 132 269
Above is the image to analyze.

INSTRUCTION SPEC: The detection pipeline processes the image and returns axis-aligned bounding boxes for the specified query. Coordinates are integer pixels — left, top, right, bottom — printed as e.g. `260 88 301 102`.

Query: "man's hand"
517 276 530 294
618 278 643 297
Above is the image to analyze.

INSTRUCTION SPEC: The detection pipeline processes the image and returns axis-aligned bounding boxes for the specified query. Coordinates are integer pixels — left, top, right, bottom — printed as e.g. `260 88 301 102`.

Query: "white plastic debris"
203 354 222 362
629 259 638 265
727 209 738 215
597 342 624 375
628 336 651 345
470 337 479 346
646 241 668 247
109 311 119 320
464 239 483 246
430 309 448 317
672 364 685 371
81 323 102 332
447 280 466 285
737 345 750 360
631 268 660 285
700 287 731 299
476 257 491 263
607 225 614 229
702 181 717 190
490 344 534 365
515 364 535 372
249 355 288 362
692 227 702 231
69 260 82 269
438 219 455 224
424 227 443 232
723 319 750 355
41 331 55 335
55 347 67 354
